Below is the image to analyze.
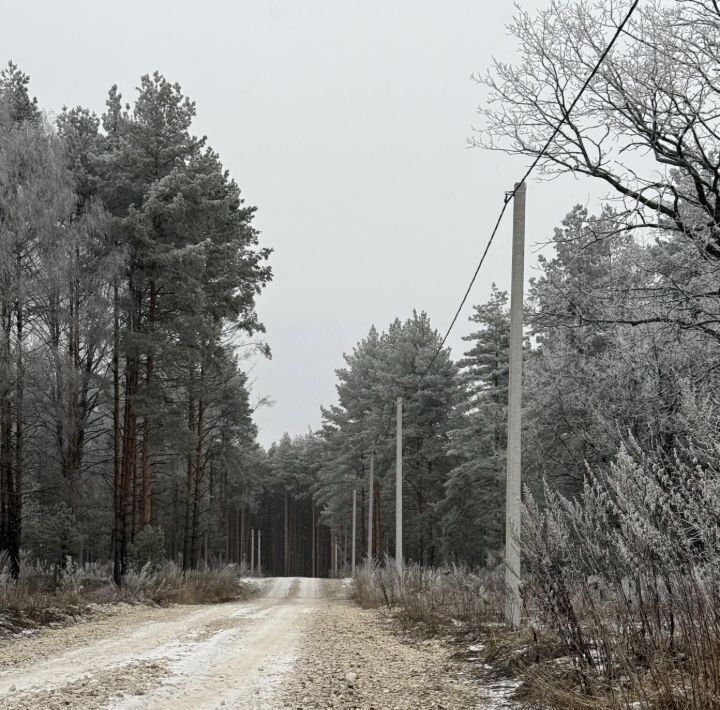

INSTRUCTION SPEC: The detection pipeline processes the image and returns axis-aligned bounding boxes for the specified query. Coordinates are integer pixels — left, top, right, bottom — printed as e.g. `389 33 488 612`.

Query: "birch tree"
478 0 720 262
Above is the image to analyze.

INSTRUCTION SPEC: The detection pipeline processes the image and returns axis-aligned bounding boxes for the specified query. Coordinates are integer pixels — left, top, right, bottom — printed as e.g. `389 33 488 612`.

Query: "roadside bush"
0 556 259 633
354 557 504 633
522 416 720 709
351 398 720 710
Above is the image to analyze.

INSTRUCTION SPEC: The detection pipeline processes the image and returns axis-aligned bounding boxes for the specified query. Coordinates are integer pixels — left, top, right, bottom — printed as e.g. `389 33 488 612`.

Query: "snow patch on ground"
239 576 266 586
475 676 523 709
242 644 297 707
230 605 272 620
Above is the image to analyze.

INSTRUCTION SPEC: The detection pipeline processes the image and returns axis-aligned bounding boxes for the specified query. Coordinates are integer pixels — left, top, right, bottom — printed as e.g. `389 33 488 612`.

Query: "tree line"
0 62 272 580
265 199 718 570
263 0 720 574
5 0 720 584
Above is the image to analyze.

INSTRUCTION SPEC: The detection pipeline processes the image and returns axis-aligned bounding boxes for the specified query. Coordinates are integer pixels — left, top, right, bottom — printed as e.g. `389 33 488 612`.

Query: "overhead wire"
359 0 642 463
417 0 641 384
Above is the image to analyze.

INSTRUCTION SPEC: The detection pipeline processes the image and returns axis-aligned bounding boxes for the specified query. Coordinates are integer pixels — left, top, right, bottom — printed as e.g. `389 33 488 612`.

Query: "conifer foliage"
0 63 272 578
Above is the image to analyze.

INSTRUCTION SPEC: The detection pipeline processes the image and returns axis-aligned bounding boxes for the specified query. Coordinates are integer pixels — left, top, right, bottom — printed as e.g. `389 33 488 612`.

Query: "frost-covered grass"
0 556 258 631
354 411 720 709
519 421 720 709
353 559 504 632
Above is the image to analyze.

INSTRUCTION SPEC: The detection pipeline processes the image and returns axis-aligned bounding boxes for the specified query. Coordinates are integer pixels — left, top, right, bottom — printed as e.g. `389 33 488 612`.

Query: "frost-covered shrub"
522 403 720 709
0 557 257 616
353 557 504 631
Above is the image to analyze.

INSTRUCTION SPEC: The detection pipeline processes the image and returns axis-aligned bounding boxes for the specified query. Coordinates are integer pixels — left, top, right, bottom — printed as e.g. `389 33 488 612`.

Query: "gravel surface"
0 577 517 709
279 592 478 709
0 602 192 672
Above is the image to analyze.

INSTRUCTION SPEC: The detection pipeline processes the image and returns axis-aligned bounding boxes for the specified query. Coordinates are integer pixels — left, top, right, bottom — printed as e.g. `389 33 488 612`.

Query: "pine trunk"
284 492 289 576
311 504 315 577
112 283 122 585
373 482 381 558
190 392 205 569
141 279 156 528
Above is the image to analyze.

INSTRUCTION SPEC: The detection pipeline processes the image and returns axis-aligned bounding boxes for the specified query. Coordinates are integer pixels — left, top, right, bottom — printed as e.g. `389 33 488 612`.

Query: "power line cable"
359 0 641 459
418 0 641 383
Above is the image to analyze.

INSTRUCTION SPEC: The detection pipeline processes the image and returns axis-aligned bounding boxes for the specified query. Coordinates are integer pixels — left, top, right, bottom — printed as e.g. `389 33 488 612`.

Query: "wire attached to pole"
418 0 641 384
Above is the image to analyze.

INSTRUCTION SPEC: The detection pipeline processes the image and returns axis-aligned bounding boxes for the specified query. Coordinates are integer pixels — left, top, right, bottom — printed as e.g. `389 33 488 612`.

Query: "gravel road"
0 578 491 709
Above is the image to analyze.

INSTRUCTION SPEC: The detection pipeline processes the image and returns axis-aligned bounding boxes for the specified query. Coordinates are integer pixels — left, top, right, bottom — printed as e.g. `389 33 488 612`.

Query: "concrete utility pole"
240 505 246 565
284 493 289 576
396 397 403 575
505 181 526 629
311 505 316 577
258 530 262 573
367 453 374 560
331 527 337 577
250 528 255 574
343 524 347 569
351 487 357 575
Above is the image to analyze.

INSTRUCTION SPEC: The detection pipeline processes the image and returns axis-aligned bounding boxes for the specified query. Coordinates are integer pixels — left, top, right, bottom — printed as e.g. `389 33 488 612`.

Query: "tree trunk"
240 503 246 565
64 246 82 514
0 304 8 553
182 452 193 570
120 357 137 578
373 483 381 559
10 262 23 579
190 392 205 569
311 504 315 577
112 283 122 585
284 492 289 576
360 486 366 559
141 279 156 528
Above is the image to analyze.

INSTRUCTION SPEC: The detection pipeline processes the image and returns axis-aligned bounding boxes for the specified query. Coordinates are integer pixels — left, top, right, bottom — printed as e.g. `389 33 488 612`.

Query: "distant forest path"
0 578 499 709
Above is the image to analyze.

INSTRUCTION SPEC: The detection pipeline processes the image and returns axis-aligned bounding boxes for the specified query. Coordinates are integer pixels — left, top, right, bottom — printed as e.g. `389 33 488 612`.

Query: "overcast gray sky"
3 1 596 446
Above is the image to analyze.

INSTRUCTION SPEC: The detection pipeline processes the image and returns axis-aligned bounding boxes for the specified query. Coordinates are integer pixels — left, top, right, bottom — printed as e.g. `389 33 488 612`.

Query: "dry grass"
516 431 720 709
353 555 720 709
0 556 259 634
351 431 720 708
353 558 504 634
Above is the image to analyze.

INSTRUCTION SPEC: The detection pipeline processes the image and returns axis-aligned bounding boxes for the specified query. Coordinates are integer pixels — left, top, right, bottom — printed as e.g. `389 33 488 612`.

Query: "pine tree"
441 286 510 566
0 62 39 124
318 313 458 565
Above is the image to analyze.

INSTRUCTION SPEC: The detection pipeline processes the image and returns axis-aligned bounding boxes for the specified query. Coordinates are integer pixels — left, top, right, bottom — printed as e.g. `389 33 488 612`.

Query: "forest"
4 0 720 705
1 14 720 580
0 63 272 582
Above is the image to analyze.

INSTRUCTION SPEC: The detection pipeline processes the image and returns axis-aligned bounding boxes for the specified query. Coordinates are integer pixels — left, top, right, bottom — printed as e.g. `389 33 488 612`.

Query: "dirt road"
0 578 501 709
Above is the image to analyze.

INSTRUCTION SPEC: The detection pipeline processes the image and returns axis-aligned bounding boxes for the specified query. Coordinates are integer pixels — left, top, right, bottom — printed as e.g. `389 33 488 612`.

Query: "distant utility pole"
396 397 403 575
284 493 289 576
351 487 357 575
367 453 374 561
258 530 262 573
505 181 526 629
311 505 316 577
250 528 255 574
330 527 337 577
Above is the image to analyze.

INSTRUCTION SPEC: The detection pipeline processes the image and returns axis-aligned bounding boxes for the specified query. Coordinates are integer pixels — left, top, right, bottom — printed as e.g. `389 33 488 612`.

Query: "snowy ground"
0 578 523 709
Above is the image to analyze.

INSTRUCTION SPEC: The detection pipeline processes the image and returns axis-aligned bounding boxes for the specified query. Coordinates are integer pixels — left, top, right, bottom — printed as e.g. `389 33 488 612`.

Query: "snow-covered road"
0 577 514 709
0 578 317 709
